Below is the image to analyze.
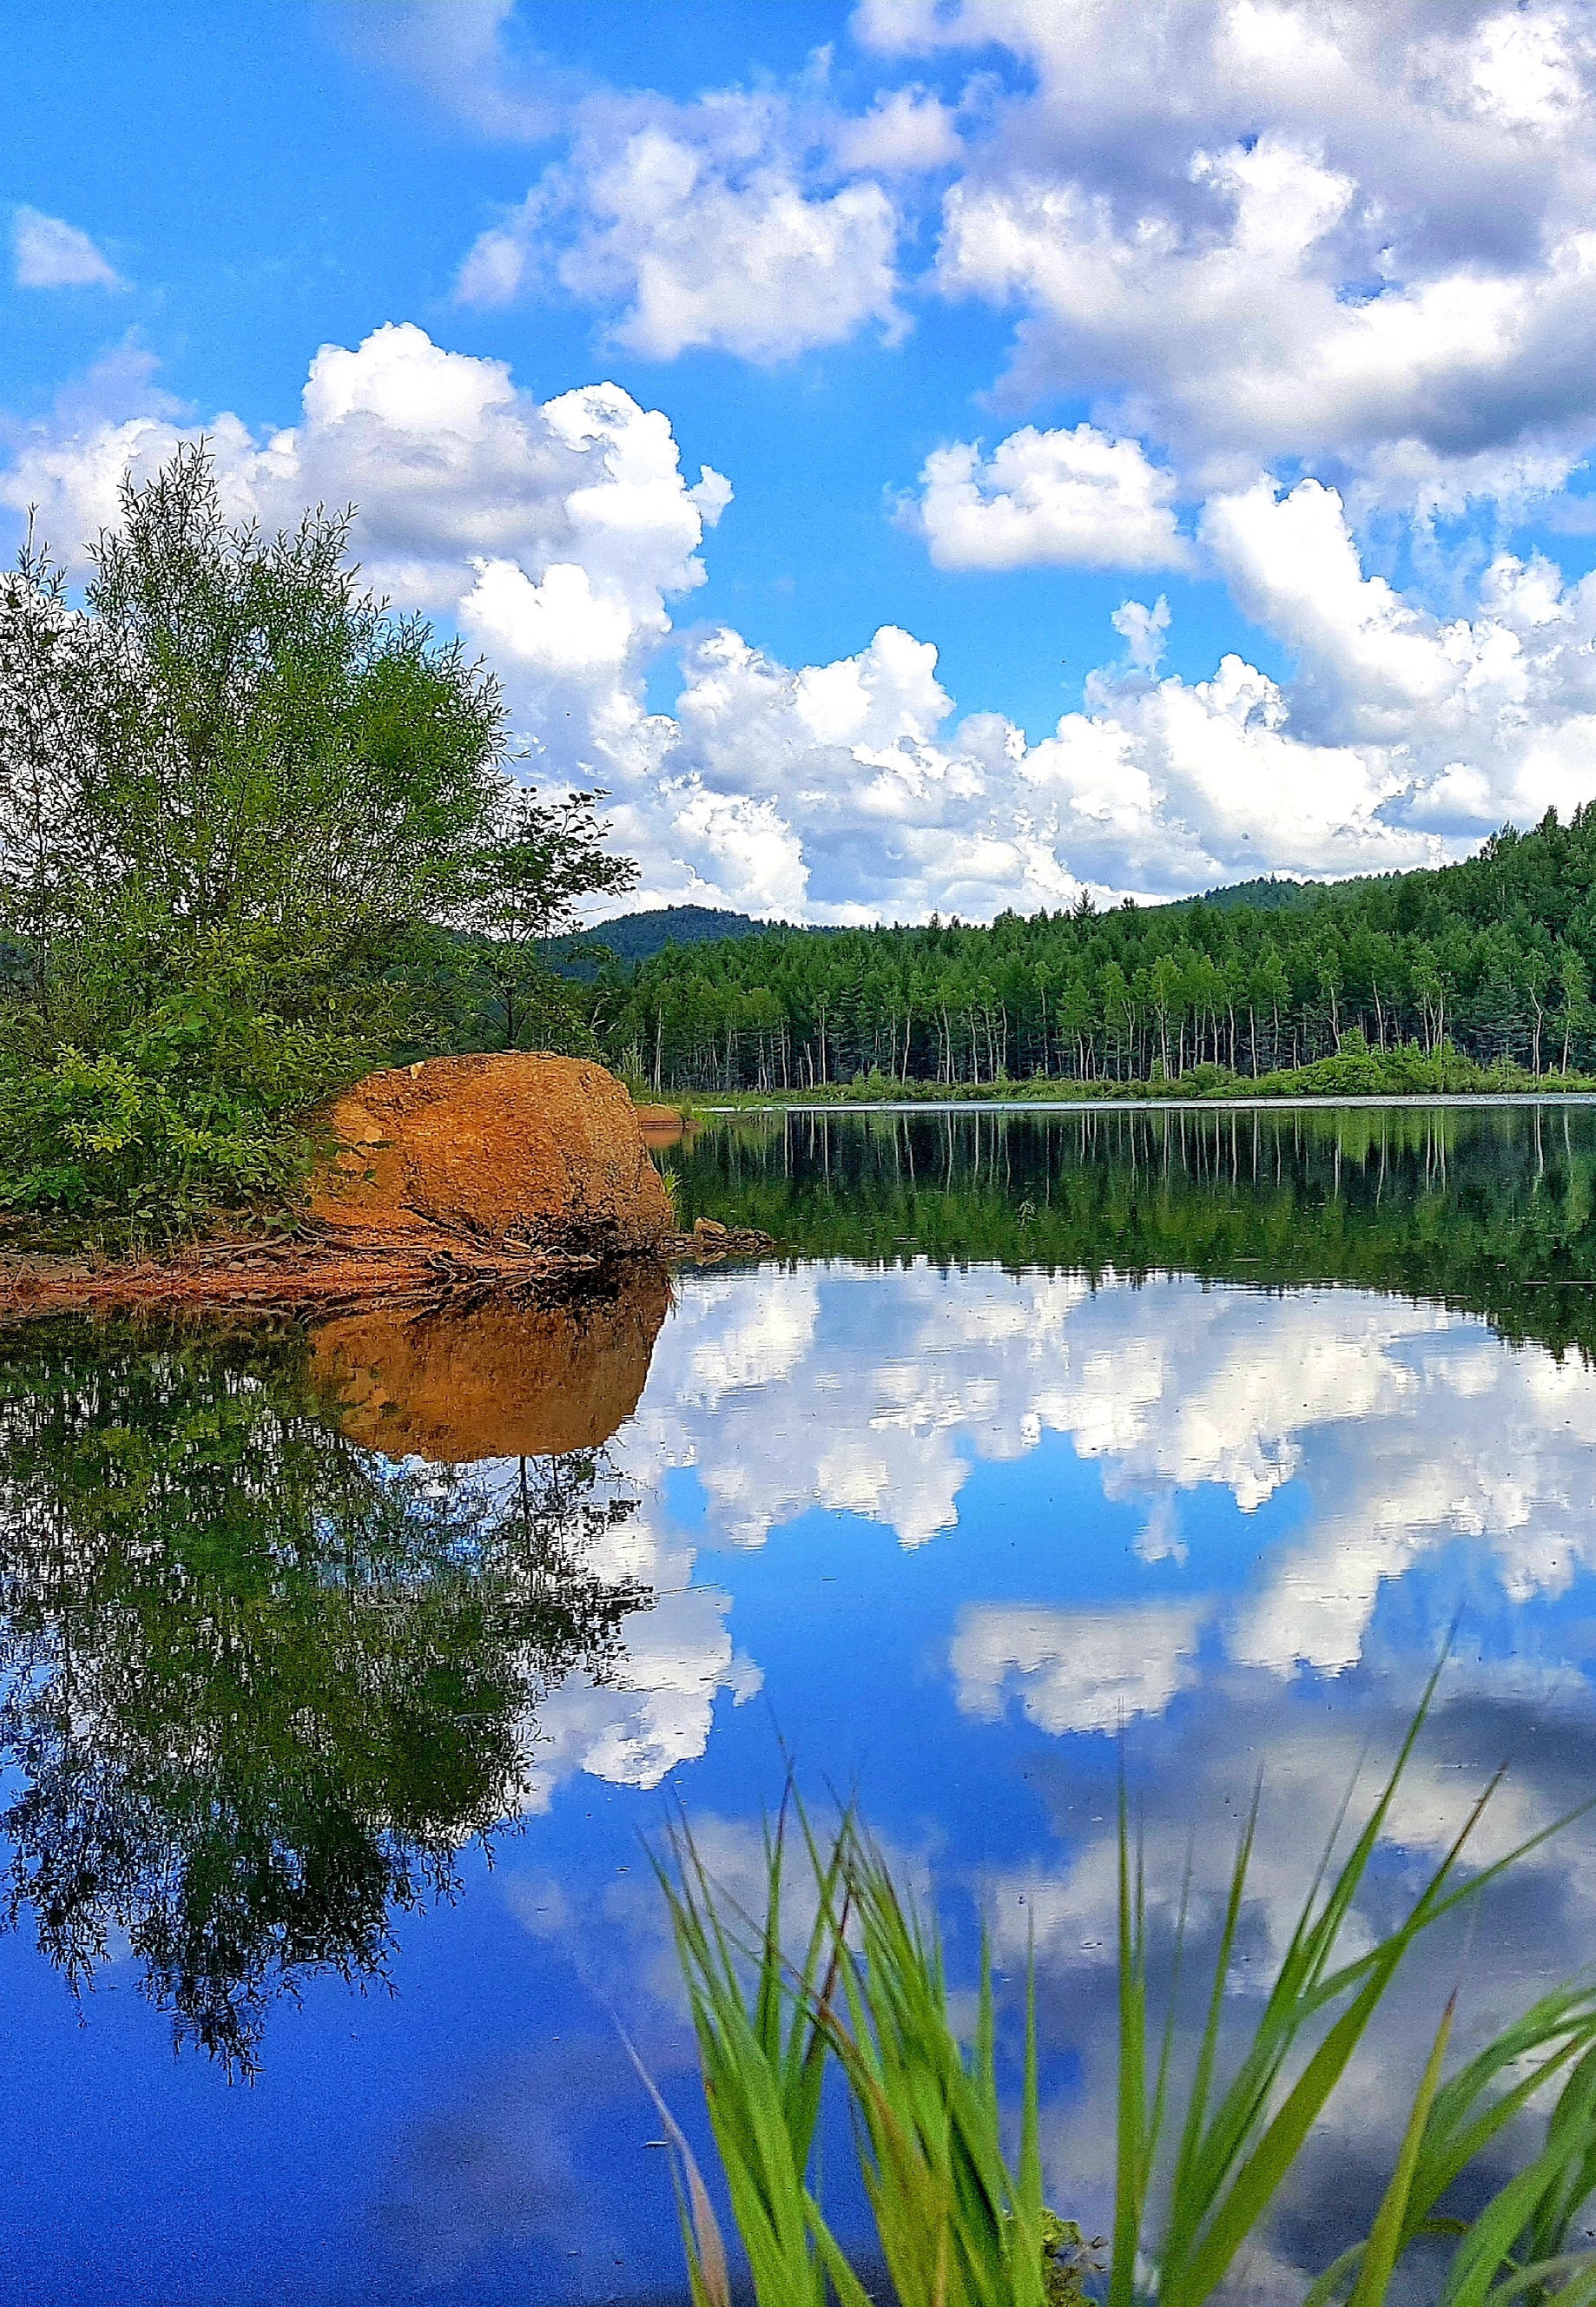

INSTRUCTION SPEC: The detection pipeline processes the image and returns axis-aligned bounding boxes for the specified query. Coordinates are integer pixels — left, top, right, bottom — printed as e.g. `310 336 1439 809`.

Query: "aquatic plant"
656 1161 683 1226
651 1682 1596 2306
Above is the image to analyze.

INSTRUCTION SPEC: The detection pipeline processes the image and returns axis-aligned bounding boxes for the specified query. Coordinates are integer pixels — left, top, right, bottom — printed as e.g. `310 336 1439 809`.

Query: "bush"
0 1045 306 1233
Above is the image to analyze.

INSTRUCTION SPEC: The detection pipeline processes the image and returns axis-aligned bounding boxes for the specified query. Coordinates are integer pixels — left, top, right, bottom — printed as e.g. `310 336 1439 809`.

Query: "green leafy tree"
457 782 639 1053
0 441 507 1229
1562 946 1592 1071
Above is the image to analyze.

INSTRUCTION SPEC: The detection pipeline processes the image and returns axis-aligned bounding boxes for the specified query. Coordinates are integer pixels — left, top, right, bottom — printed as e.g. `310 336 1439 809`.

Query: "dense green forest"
597 810 1596 1093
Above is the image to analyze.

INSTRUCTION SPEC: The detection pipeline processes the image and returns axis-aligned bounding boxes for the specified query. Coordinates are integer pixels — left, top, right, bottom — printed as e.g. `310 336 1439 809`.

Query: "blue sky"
8 1 1596 920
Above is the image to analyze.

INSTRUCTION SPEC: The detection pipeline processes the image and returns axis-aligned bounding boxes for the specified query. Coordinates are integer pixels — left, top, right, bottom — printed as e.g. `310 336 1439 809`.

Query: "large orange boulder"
310 1272 669 1463
309 1052 673 1254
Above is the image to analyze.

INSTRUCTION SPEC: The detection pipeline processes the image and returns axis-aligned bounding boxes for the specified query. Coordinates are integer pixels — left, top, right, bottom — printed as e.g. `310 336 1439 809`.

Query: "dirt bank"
0 1231 629 1322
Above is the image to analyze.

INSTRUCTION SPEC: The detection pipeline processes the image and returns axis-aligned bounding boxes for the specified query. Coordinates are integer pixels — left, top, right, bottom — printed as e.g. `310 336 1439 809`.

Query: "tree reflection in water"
0 1302 660 2073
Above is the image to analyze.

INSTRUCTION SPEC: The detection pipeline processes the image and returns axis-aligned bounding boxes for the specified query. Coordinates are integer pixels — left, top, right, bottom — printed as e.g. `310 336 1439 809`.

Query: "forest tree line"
595 809 1596 1092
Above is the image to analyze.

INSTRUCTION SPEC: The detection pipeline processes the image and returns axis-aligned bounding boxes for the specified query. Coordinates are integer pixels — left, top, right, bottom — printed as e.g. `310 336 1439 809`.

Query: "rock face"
311 1273 669 1462
308 1053 674 1254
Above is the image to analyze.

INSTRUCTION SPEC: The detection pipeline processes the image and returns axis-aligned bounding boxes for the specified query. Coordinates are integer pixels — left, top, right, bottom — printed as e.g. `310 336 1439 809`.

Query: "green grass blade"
1177 1685 1451 2236
804 2192 876 2307
1485 2252 1596 2307
1110 1776 1147 2307
1169 1949 1408 2307
1347 1994 1455 2307
1304 2239 1368 2307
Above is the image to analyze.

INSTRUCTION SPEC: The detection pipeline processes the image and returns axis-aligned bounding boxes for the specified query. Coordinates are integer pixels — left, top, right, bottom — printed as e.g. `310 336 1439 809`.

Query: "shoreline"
0 1223 775 1326
697 1091 1596 1115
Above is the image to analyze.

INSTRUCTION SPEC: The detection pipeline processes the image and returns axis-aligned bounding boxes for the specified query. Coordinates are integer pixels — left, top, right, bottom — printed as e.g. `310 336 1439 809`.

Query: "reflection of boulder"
635 1104 698 1151
311 1272 670 1463
310 1053 673 1254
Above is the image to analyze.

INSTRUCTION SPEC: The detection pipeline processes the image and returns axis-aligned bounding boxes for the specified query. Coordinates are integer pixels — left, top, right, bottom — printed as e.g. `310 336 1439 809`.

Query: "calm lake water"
7 1102 1596 2304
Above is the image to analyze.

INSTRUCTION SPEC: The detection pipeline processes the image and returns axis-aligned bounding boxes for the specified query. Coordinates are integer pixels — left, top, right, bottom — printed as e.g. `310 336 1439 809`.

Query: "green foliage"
0 443 508 1235
669 1104 1596 1370
655 1697 1596 2307
649 1797 1052 2307
825 1830 1050 2307
399 925 607 1065
601 804 1596 1095
648 1798 849 2307
1040 2213 1098 2306
0 1042 302 1229
452 783 638 1051
553 902 782 976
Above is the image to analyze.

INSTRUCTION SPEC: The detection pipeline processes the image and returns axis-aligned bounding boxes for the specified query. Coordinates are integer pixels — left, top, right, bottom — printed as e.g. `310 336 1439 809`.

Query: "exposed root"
0 1216 778 1325
0 1227 611 1323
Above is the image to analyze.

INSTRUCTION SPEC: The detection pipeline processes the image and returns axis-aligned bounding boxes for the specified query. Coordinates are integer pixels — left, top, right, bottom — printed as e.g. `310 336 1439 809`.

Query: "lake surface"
7 1103 1596 2304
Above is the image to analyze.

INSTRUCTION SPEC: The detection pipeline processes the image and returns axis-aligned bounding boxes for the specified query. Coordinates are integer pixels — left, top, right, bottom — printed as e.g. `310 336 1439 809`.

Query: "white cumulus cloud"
913 423 1189 570
624 1260 1596 1691
951 1598 1206 1734
0 322 729 775
851 0 1596 509
16 323 1596 918
458 89 906 360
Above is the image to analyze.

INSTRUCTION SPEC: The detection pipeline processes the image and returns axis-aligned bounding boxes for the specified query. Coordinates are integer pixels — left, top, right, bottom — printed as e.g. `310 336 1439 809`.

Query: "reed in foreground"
650 1687 1596 2306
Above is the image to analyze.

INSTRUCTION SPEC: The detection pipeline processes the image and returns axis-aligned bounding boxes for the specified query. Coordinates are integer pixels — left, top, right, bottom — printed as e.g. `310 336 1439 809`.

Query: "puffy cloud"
0 322 729 771
643 622 1094 920
951 1598 1206 1733
12 207 122 291
912 424 1190 571
621 1258 1596 1692
626 1262 1091 1550
932 136 1596 490
845 1 1596 505
515 1480 762 1811
461 558 636 676
1197 475 1596 829
1111 595 1171 671
14 324 1596 918
458 91 906 360
440 1248 1596 1826
832 85 962 175
408 2 1596 536
615 427 1596 916
650 587 1428 906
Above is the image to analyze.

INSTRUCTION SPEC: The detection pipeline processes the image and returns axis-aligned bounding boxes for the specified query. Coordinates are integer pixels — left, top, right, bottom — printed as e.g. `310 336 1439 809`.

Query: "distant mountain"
552 879 1390 973
551 904 776 977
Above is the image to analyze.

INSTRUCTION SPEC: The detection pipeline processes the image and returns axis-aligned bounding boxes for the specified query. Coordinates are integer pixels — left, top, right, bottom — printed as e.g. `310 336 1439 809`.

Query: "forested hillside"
598 808 1596 1091
557 903 774 968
